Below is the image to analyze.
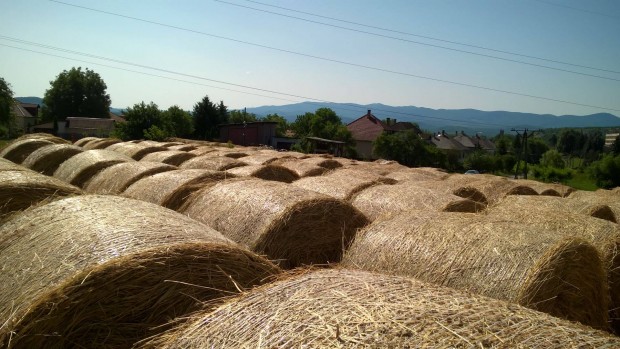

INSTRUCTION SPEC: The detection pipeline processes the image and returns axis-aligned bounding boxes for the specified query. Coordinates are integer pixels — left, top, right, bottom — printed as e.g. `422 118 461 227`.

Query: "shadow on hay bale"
106 142 168 160
84 162 178 195
21 143 84 176
300 157 343 169
342 210 610 331
138 268 620 349
273 159 328 178
0 195 280 348
293 168 397 201
139 150 196 166
82 137 122 150
53 149 135 187
0 138 55 164
181 179 370 269
515 179 576 197
236 154 284 166
226 164 300 183
180 155 246 171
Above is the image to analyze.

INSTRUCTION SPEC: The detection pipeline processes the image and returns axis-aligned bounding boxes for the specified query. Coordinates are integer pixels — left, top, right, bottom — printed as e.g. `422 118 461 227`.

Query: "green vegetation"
0 77 18 139
291 108 356 157
113 102 194 141
374 130 444 167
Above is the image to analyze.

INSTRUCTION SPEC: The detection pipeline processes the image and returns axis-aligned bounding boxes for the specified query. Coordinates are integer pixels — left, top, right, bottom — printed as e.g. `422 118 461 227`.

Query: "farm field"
1 133 620 347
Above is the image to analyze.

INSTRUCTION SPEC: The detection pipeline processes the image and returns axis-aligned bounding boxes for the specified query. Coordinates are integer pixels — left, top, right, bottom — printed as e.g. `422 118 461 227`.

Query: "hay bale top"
139 150 196 166
149 268 619 349
180 155 247 171
292 168 396 201
84 161 177 194
138 140 182 147
15 133 69 144
225 164 300 183
570 189 620 202
82 137 122 150
188 146 217 156
259 149 308 159
0 158 31 172
206 150 251 159
0 138 55 163
273 159 328 178
106 142 167 160
514 179 576 197
166 144 197 151
428 174 539 204
347 160 409 176
21 143 83 176
73 136 100 147
237 153 284 166
299 156 343 169
352 183 486 221
53 149 134 187
386 167 450 182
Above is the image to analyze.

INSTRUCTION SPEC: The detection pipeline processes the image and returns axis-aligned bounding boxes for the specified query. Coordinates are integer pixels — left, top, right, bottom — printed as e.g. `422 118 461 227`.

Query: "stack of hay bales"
188 146 216 156
105 142 167 160
14 133 69 144
272 159 328 178
569 190 620 220
342 210 609 331
206 150 251 159
73 136 100 147
139 140 181 148
237 153 285 166
300 156 343 170
181 155 247 171
181 179 369 268
386 167 450 182
0 138 56 164
84 162 177 194
226 164 300 183
167 144 197 151
53 149 134 187
81 137 122 150
293 168 397 201
0 158 32 172
21 143 84 175
515 179 576 197
0 195 280 348
140 150 196 166
140 269 620 348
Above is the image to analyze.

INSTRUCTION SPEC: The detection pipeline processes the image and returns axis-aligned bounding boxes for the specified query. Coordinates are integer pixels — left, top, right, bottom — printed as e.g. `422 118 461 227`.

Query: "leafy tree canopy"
113 101 161 140
193 95 228 140
374 130 445 167
161 105 194 138
613 134 620 155
229 110 257 123
261 113 288 137
0 77 15 137
291 108 355 157
540 149 565 169
588 154 620 189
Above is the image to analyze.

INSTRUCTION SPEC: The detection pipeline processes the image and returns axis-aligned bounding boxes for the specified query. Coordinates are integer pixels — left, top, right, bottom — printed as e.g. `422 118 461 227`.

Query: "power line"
214 0 619 82
40 3 620 112
239 0 620 75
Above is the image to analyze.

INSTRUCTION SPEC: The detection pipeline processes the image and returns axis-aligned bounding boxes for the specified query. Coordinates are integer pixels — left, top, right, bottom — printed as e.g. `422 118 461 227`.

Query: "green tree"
113 101 162 140
291 108 356 157
374 130 444 167
613 134 620 155
526 137 549 164
161 105 194 137
261 113 288 137
229 109 257 123
464 150 496 173
193 96 227 139
41 67 111 123
588 154 620 189
0 77 15 138
557 129 586 156
540 149 565 168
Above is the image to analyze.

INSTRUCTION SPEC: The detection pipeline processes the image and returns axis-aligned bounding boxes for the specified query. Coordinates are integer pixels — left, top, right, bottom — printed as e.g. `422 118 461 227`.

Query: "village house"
32 113 125 141
11 101 39 134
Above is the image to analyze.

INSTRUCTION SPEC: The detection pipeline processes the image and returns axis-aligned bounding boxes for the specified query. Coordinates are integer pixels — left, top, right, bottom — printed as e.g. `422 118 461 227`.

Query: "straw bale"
188 146 216 156
144 268 620 349
225 164 300 183
237 153 284 165
385 167 450 182
181 179 369 268
515 178 576 197
180 155 246 171
15 132 69 144
82 137 122 150
347 159 409 176
53 149 134 187
0 138 55 163
298 156 343 169
274 159 328 178
206 150 250 158
0 195 280 348
342 211 609 330
292 168 396 201
139 150 196 166
138 140 181 147
0 170 82 217
106 142 167 160
21 143 83 175
124 169 233 210
352 183 486 221
84 162 177 194
0 158 31 172
73 136 100 147
166 144 197 151
568 190 620 222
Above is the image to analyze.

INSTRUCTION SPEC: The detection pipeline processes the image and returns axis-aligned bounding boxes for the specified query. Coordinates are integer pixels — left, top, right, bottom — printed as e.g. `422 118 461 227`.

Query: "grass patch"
566 171 598 191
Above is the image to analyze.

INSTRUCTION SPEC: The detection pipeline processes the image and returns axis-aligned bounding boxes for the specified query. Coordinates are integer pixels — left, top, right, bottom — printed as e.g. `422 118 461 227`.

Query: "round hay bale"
180 155 247 171
53 149 134 187
143 268 619 349
292 168 396 201
139 140 182 147
0 195 280 348
225 164 300 183
237 153 283 165
181 179 370 269
139 150 196 166
385 167 450 182
15 133 69 144
568 190 620 223
0 170 82 217
123 169 233 210
0 158 31 172
0 138 55 164
106 142 167 160
515 179 576 197
82 137 122 150
166 144 197 151
274 159 328 178
21 143 84 175
348 160 409 176
342 211 609 331
73 136 100 147
207 150 250 159
188 146 216 156
300 157 343 169
84 162 177 194
352 183 486 221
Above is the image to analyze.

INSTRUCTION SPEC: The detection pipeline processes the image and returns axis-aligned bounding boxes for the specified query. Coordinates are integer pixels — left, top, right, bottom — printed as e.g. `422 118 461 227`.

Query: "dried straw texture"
0 158 31 172
237 154 283 165
144 268 620 349
352 183 486 221
274 159 328 178
385 167 451 182
167 144 197 151
0 138 55 164
188 146 216 156
515 179 576 197
300 156 343 169
0 170 82 217
139 140 181 147
347 160 409 176
0 195 280 348
181 179 370 268
73 136 99 147
225 164 300 183
82 137 122 150
53 149 134 187
21 143 83 175
292 168 397 201
15 133 69 144
180 155 246 171
342 211 609 331
106 142 167 160
123 169 232 210
84 162 177 194
139 150 196 166
207 150 250 158
568 190 620 223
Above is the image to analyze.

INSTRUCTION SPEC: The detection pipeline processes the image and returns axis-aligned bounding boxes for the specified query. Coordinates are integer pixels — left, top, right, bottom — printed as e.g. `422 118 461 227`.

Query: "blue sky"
1 0 619 119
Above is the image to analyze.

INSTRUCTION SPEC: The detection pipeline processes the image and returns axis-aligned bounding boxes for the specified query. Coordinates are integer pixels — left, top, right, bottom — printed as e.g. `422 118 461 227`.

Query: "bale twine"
301 156 343 169
0 138 55 164
106 142 167 160
292 168 397 201
167 144 197 151
180 155 246 171
15 133 69 144
181 179 370 269
225 164 300 183
0 158 31 172
351 183 486 221
341 211 609 331
123 169 233 210
21 143 84 175
84 162 177 195
0 195 280 348
139 150 196 166
82 137 122 150
73 136 100 147
53 149 134 187
385 167 450 182
142 268 619 349
273 159 328 178
0 170 82 217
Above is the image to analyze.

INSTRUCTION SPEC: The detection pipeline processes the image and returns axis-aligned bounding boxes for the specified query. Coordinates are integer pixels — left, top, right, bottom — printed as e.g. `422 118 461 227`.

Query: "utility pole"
511 128 528 179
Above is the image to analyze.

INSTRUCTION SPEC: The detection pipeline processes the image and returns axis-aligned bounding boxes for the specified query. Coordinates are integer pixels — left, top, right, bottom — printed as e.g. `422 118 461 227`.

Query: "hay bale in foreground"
0 195 280 348
139 150 196 166
53 149 134 187
226 164 300 183
181 179 369 269
84 162 177 194
274 159 328 178
106 142 167 160
293 168 397 201
142 269 619 349
21 143 83 175
0 138 55 163
342 211 609 331
15 133 69 144
0 170 82 217
0 158 31 172
352 183 485 221
124 169 233 210
180 155 246 171
491 195 617 223
82 137 122 150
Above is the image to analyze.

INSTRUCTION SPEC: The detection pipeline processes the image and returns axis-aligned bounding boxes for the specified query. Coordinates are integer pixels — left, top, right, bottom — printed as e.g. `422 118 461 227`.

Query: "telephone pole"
511 128 529 179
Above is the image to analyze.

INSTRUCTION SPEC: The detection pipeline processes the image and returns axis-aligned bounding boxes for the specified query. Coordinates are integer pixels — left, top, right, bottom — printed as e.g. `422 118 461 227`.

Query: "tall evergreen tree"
192 95 223 139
